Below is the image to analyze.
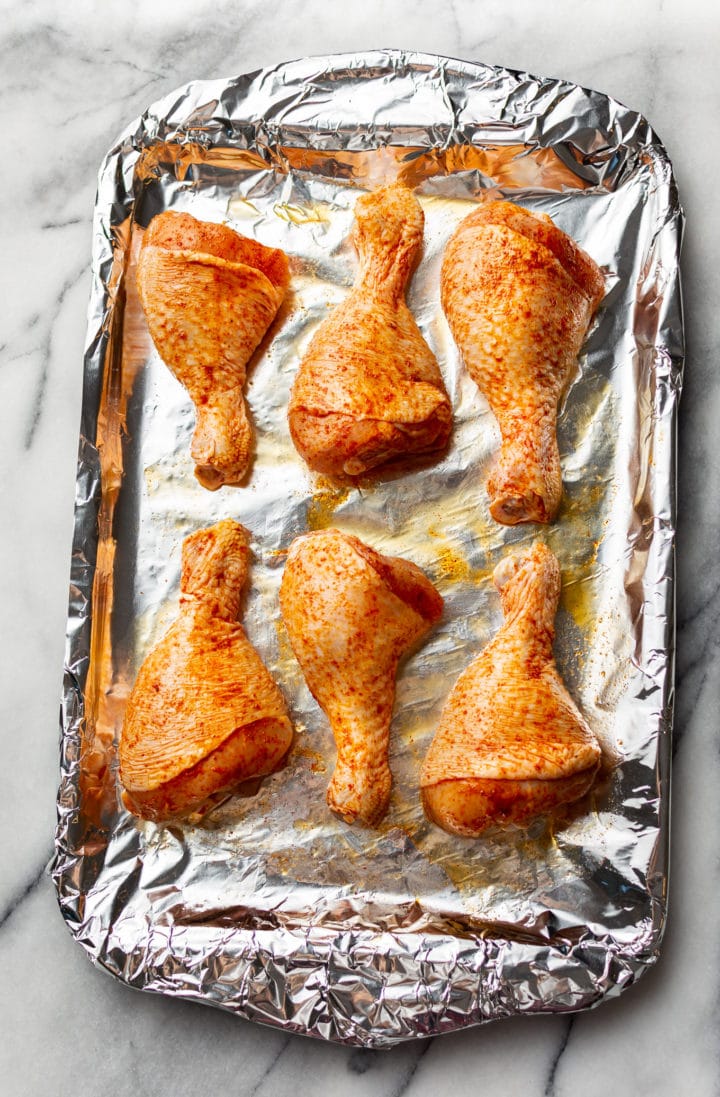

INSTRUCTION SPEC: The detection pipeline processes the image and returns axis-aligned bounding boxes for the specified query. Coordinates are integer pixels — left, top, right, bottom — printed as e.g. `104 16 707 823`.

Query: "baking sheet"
53 51 684 1046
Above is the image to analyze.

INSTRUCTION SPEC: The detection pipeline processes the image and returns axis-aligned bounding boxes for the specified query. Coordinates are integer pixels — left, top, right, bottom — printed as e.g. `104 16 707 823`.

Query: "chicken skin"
441 201 604 524
280 529 443 826
137 211 289 490
119 520 293 821
421 541 600 836
289 182 452 476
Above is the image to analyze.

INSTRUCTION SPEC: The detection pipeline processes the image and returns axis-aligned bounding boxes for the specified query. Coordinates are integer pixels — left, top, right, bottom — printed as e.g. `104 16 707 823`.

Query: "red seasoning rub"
289 182 452 477
441 200 605 524
421 541 600 836
136 211 289 489
280 528 443 826
120 521 293 821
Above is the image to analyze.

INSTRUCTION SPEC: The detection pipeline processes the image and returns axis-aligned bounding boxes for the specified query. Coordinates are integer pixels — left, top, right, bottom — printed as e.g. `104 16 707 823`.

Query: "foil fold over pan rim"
52 50 684 1047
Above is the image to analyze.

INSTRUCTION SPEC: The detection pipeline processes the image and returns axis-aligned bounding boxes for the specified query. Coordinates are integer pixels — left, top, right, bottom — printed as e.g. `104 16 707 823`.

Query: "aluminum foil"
52 51 684 1046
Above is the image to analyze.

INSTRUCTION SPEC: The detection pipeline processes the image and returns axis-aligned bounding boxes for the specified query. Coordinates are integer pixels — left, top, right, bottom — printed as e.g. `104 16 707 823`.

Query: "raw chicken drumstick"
120 520 293 821
421 541 600 836
137 210 289 489
289 182 452 476
441 201 604 524
280 529 443 826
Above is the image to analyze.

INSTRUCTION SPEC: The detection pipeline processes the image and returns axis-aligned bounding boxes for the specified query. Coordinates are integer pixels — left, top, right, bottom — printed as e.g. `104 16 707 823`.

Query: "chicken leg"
120 520 293 821
421 541 600 835
289 182 452 476
280 529 443 825
441 201 604 524
137 211 289 489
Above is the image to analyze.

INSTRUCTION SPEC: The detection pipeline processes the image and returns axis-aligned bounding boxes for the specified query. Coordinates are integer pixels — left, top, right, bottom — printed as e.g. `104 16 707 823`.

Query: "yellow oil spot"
560 571 599 635
426 526 484 585
273 615 293 662
306 481 351 531
294 745 328 775
227 196 261 218
435 543 481 583
273 202 329 225
438 855 481 893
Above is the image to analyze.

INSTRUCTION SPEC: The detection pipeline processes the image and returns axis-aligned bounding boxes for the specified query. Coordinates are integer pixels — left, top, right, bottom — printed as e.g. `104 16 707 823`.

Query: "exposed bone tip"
489 491 552 526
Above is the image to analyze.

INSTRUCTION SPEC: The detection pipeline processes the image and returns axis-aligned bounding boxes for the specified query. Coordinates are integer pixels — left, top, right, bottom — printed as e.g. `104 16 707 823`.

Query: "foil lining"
52 51 684 1046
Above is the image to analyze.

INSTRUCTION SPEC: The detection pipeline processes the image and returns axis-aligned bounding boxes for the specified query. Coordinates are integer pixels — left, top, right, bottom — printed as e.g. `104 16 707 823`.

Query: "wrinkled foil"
52 51 684 1046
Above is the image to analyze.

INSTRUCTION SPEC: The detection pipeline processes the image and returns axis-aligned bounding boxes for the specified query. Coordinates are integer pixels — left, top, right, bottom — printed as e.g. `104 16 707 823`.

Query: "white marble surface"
0 0 718 1092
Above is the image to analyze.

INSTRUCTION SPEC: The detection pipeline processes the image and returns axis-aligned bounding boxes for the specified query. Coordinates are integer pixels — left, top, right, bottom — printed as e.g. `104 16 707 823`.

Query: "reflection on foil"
52 51 683 1046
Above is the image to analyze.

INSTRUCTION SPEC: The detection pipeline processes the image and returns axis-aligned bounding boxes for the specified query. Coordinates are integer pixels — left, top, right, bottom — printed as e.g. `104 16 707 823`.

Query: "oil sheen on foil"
52 51 684 1046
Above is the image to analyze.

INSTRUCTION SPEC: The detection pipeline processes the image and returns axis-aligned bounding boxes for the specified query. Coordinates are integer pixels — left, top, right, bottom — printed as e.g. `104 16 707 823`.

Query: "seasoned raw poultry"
120 520 293 821
422 541 600 835
136 210 289 489
441 200 604 524
289 181 452 476
280 529 443 826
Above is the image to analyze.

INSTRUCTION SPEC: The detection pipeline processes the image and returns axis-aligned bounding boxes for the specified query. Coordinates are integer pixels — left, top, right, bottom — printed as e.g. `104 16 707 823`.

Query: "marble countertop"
1 1 718 1093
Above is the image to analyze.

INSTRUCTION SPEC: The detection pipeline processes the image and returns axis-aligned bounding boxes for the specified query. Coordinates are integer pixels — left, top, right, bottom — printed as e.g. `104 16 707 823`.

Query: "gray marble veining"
1 0 718 1094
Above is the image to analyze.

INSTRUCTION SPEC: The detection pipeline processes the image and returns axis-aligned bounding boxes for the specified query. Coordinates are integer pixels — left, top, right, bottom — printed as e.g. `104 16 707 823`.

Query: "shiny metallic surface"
52 51 684 1046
